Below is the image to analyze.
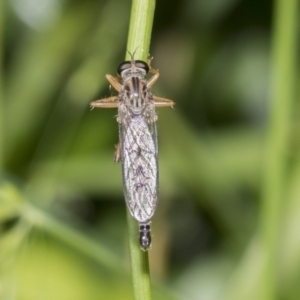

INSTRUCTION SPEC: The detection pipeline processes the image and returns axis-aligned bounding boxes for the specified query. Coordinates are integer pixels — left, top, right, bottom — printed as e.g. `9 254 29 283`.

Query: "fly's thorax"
121 76 150 115
116 60 157 123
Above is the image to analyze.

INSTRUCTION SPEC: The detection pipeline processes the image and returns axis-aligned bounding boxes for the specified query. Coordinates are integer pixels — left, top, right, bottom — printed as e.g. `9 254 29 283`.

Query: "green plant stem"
125 0 155 61
125 1 156 299
260 0 299 299
126 211 152 300
0 0 4 169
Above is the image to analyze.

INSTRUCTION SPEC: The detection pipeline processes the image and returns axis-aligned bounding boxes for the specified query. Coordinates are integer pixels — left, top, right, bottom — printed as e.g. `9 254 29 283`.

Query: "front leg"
146 58 160 88
106 74 122 92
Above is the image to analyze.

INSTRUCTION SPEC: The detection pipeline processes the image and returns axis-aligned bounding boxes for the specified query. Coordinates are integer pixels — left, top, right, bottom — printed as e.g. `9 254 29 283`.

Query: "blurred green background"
1 0 299 299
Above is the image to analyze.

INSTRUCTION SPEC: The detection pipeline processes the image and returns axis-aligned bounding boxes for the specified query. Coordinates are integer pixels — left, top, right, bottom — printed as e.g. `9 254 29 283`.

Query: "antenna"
127 46 140 61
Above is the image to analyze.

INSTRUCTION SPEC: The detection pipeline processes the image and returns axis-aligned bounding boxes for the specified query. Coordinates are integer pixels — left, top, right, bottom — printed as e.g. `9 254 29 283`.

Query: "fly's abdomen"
121 116 158 223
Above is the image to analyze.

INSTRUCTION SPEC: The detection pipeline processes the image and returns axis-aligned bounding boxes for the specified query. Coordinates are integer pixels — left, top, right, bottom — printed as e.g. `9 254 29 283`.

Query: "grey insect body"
90 59 174 250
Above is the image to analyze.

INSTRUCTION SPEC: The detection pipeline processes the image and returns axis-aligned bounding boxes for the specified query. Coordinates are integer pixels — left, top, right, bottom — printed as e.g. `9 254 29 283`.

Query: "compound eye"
117 61 131 75
135 60 149 73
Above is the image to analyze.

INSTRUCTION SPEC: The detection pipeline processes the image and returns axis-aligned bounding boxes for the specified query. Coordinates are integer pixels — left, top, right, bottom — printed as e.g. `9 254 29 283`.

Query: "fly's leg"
153 95 175 107
147 68 159 88
146 57 160 88
90 96 118 108
146 58 175 107
91 73 121 108
106 74 122 92
114 143 121 163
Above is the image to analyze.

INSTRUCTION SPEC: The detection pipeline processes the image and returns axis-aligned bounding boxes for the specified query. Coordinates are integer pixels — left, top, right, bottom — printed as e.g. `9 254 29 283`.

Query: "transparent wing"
120 115 158 223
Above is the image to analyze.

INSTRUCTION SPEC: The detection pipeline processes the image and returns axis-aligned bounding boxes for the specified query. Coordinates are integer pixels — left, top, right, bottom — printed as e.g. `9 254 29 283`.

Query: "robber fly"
90 58 174 250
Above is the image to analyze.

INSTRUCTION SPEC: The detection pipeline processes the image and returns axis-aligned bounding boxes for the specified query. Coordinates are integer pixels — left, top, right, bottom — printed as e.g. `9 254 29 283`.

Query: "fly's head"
117 60 149 81
118 60 151 115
